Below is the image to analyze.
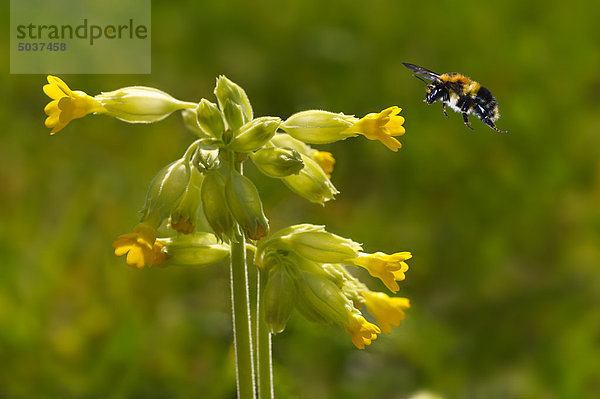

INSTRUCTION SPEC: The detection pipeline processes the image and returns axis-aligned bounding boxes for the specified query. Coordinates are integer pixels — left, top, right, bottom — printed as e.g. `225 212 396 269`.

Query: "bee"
403 62 507 133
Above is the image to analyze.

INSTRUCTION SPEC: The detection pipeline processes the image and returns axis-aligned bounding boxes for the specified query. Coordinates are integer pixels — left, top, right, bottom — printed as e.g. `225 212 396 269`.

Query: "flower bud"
270 133 314 155
214 75 253 127
181 108 209 138
263 264 297 334
225 170 269 240
250 147 304 178
95 86 196 123
196 99 226 139
281 110 358 144
294 260 351 325
201 171 235 241
282 154 338 204
280 224 362 263
228 117 282 152
221 100 245 133
193 148 220 172
161 233 230 266
141 158 191 221
170 167 204 234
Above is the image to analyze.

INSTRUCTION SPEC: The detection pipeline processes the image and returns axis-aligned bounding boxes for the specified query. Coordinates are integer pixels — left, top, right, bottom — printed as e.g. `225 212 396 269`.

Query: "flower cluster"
255 224 411 348
43 75 410 348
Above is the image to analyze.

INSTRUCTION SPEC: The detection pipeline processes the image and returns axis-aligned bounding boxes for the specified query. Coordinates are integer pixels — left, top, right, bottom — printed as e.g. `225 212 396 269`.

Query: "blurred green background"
2 0 600 397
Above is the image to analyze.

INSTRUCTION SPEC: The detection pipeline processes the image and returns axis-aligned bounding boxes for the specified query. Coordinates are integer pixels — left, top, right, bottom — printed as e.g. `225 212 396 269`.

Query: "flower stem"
230 233 255 398
230 161 256 399
257 268 274 399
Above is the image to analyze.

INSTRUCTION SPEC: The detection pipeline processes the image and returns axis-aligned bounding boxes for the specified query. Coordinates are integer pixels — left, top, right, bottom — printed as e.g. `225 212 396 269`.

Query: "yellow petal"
126 247 145 268
114 245 132 257
43 83 64 100
310 151 335 178
44 100 59 115
50 122 68 135
46 75 72 98
378 136 402 152
112 223 160 268
381 276 400 293
345 314 380 349
44 113 59 128
386 117 405 132
363 291 410 334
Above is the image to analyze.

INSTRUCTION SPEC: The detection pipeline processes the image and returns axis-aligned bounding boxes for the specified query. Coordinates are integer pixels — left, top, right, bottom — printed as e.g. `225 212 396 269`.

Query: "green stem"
230 233 255 398
230 160 256 399
257 268 274 399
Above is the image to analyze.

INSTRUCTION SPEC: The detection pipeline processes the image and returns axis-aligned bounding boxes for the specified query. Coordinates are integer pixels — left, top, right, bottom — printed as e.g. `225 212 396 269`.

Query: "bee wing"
402 63 442 81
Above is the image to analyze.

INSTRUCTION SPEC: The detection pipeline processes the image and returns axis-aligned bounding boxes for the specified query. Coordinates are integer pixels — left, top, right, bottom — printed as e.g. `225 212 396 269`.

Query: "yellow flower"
310 151 335 178
352 251 411 293
43 76 105 135
362 291 410 334
344 312 381 349
112 222 165 268
345 106 405 152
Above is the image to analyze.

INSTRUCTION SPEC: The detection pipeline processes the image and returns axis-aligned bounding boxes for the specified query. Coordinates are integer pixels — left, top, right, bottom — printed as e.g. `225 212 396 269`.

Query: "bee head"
425 83 444 104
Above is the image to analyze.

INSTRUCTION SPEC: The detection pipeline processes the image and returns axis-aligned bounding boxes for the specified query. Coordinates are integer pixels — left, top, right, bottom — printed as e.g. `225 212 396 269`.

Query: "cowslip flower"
344 312 381 349
282 154 339 204
112 222 166 268
362 291 410 334
310 151 335 178
344 106 405 152
43 75 106 134
44 76 198 135
352 251 411 293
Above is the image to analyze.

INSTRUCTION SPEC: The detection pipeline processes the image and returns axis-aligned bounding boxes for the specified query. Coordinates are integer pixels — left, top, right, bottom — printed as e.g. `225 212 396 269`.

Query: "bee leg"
482 118 508 133
442 103 448 117
462 112 474 130
490 125 508 133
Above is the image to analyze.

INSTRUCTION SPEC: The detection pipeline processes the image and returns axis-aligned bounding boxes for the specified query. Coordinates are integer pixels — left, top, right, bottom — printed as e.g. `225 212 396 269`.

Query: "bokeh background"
2 0 600 397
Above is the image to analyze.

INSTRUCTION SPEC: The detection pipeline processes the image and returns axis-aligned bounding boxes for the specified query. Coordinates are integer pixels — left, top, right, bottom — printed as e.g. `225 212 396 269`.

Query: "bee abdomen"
473 86 500 121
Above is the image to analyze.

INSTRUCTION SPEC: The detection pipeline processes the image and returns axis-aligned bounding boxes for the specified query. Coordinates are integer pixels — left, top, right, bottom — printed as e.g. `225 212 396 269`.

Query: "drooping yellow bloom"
282 154 339 205
345 106 405 152
43 75 106 135
352 251 411 293
344 312 381 349
310 151 335 178
112 222 165 268
362 291 410 334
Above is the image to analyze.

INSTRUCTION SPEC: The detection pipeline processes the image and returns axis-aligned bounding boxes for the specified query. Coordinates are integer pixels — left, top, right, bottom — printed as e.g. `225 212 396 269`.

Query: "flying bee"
403 62 507 133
